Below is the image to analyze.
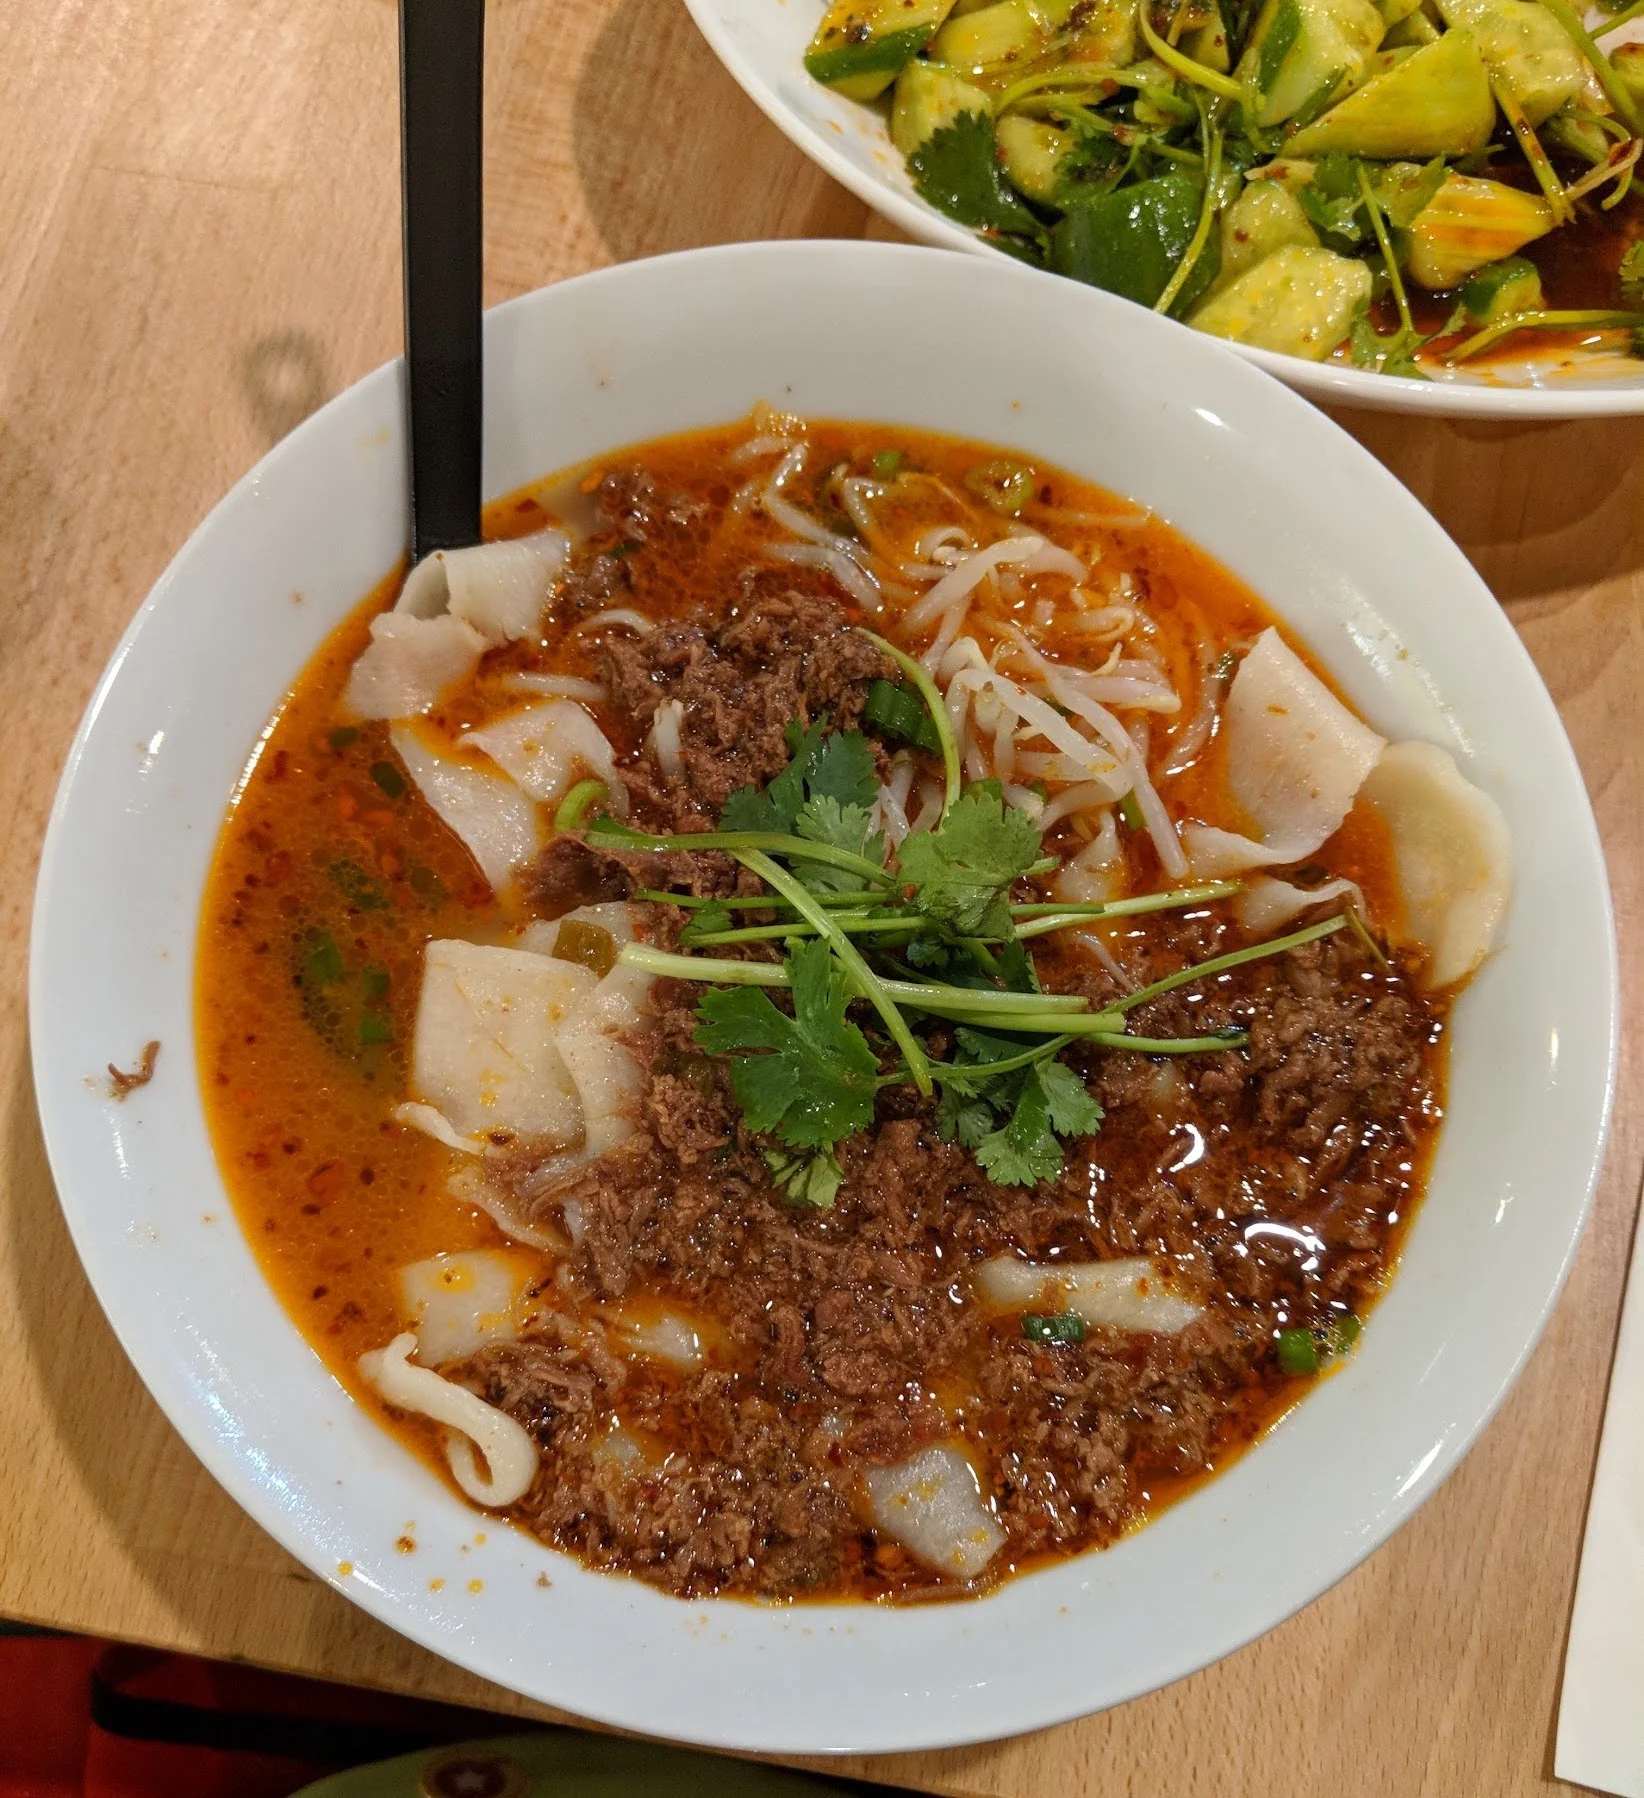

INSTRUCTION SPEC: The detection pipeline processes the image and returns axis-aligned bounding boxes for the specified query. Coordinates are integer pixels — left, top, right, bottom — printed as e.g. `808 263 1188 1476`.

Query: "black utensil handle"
400 0 484 561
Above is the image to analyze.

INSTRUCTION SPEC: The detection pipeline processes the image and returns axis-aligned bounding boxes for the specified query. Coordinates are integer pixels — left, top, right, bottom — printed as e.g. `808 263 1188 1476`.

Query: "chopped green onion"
554 777 607 831
361 965 391 1003
963 458 1037 516
871 449 904 479
369 760 407 799
554 918 617 976
856 628 961 815
1023 1312 1087 1343
1276 1328 1320 1376
1326 1312 1362 1355
358 1013 393 1047
1118 790 1146 831
328 725 360 753
864 678 944 754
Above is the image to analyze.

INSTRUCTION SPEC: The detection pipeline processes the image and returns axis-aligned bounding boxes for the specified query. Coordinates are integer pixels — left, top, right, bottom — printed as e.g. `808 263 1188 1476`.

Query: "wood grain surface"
1 1 1640 1793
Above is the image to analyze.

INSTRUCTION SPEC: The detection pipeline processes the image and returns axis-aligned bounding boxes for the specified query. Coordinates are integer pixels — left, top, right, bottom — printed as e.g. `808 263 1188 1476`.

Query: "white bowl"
30 240 1616 1754
683 0 1644 418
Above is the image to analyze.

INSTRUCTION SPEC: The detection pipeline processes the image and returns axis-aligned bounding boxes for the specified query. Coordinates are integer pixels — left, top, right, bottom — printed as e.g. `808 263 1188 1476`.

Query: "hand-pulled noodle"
357 1332 538 1508
409 939 596 1145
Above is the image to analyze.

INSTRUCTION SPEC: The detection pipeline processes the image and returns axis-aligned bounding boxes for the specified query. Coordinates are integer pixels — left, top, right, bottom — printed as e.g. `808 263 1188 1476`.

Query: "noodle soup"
199 414 1509 1601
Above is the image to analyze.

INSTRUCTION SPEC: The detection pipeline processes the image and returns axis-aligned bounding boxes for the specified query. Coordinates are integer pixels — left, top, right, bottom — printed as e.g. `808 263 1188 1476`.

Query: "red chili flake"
306 1160 346 1202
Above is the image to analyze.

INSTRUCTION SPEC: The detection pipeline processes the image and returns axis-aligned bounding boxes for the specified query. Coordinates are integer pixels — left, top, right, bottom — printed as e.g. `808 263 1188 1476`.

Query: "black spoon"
399 0 485 563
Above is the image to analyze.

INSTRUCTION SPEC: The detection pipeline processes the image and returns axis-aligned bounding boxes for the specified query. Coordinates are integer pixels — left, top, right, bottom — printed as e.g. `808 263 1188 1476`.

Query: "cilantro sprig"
598 660 1349 1199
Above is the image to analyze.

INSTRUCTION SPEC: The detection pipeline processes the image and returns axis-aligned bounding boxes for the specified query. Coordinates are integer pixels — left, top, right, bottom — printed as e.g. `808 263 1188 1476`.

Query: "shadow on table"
569 0 870 264
1328 409 1644 603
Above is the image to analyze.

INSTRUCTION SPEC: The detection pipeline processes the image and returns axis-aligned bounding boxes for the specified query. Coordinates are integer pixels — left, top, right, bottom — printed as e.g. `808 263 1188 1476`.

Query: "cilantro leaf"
1375 157 1447 230
678 899 734 946
975 1068 1065 1186
795 793 886 894
1036 1058 1105 1138
909 111 1046 252
694 940 878 1151
1621 241 1644 303
1298 153 1366 249
898 779 1042 936
763 1147 846 1210
721 720 877 836
973 1061 1103 1186
1348 311 1430 379
805 729 878 808
937 1089 997 1147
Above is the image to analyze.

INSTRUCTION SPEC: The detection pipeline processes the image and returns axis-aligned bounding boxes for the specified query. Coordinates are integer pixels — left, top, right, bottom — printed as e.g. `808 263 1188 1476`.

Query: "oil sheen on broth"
198 417 1508 1602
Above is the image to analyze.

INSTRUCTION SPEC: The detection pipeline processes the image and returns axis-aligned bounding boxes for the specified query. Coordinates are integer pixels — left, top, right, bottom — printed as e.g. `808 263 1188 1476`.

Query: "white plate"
30 241 1616 1754
683 0 1644 418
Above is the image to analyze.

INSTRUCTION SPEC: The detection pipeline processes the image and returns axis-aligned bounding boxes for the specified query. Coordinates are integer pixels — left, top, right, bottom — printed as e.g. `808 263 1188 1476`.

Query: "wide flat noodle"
396 529 570 643
1182 628 1385 877
410 939 596 1143
398 1250 525 1365
463 699 627 812
864 1446 1005 1580
389 723 543 892
345 613 486 720
1233 874 1363 936
1359 739 1511 988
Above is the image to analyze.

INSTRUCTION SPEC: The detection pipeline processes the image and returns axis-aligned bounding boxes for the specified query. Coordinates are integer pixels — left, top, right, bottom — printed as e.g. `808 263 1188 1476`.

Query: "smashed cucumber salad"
804 0 1644 374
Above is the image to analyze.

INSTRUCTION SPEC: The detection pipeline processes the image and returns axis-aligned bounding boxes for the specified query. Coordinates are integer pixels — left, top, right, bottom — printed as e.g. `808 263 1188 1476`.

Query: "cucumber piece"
1434 0 1583 124
1283 28 1496 157
805 0 960 100
930 0 1044 70
995 114 1071 202
1460 255 1546 321
1235 0 1386 126
1404 173 1554 287
1052 173 1220 314
1217 181 1321 287
1031 0 1142 60
1188 245 1371 358
892 61 993 154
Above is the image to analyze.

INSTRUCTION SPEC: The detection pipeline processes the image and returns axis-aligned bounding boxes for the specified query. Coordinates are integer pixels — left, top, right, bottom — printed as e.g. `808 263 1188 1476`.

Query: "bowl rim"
28 238 1621 1753
680 0 1644 420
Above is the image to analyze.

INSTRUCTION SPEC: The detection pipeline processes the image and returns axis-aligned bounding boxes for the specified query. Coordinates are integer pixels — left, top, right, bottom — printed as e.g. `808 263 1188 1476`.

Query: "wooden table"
2 1 1640 1791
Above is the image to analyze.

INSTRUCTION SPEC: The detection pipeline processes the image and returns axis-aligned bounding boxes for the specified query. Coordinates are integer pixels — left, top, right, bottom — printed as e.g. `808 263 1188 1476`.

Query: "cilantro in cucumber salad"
804 0 1644 373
